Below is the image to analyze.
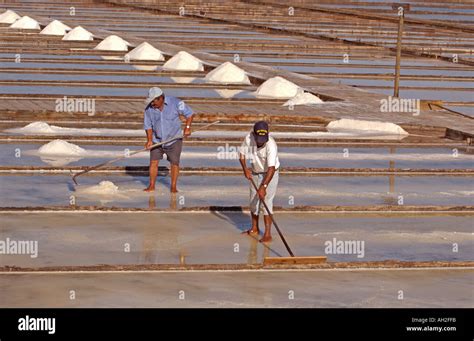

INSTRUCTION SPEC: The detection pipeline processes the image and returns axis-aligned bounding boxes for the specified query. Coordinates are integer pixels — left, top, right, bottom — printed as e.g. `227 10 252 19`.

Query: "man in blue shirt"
143 87 194 192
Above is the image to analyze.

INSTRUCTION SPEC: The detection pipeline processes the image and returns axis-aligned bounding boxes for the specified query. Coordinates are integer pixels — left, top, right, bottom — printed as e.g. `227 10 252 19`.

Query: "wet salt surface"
0 144 472 169
2 269 472 308
0 174 472 208
0 212 472 268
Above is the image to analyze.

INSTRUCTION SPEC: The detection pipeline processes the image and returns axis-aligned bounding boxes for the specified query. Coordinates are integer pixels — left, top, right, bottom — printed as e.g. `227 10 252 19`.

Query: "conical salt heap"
62 26 94 41
205 62 250 85
94 35 130 51
124 42 164 61
0 9 21 24
163 51 204 71
254 76 301 99
40 20 71 35
9 16 40 29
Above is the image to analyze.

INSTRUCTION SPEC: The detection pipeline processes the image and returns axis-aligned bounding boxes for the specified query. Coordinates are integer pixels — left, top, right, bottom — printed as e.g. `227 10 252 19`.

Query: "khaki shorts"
150 139 183 165
250 169 279 216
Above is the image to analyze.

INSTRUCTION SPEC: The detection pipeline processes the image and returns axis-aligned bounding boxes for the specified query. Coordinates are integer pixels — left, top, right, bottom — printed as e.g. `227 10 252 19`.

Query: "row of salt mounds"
204 62 250 85
0 9 20 24
326 119 409 135
94 35 130 51
125 42 164 61
40 20 71 36
283 91 323 106
38 140 86 155
10 16 40 29
255 76 300 99
63 26 94 41
163 51 203 71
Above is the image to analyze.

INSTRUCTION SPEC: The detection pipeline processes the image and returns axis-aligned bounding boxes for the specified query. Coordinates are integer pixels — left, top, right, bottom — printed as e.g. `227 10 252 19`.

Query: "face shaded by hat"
253 121 269 146
145 87 163 107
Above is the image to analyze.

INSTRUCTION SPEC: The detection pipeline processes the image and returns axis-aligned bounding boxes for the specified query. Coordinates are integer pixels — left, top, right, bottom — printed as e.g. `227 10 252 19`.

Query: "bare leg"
242 213 260 235
170 164 179 193
260 215 273 243
144 160 159 192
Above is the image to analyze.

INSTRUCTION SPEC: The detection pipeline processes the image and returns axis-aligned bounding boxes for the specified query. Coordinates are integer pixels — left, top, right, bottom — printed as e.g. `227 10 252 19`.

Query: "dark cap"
253 121 269 144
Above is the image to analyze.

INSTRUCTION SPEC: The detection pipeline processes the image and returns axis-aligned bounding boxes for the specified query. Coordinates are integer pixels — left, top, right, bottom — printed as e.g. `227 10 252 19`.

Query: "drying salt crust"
254 76 301 99
0 10 21 24
326 119 409 135
124 42 164 61
62 26 94 41
163 51 204 71
204 62 251 85
38 139 86 155
283 92 323 106
40 20 71 35
9 16 40 29
94 35 130 51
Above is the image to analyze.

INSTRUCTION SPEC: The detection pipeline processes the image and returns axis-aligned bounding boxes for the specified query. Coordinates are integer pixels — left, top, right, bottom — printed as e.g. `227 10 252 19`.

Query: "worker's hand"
145 140 153 150
183 126 191 138
243 168 252 180
257 185 266 200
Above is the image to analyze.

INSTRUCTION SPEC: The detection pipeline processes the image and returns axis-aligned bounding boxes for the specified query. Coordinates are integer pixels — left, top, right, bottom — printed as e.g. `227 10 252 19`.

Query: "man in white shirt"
239 121 280 243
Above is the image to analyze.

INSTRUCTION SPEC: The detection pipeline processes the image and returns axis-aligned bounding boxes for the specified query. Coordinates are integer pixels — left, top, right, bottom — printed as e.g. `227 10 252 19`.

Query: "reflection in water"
40 155 83 166
132 64 159 71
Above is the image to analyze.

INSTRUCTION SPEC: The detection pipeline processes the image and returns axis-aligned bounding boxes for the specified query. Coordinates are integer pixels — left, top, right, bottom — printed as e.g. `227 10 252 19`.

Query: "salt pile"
40 20 71 35
62 26 94 41
0 10 21 24
94 35 130 51
17 121 57 133
9 16 40 29
204 62 250 85
326 119 409 135
38 139 86 155
254 76 301 99
7 121 143 137
163 51 204 71
80 181 120 195
125 42 164 61
283 92 323 106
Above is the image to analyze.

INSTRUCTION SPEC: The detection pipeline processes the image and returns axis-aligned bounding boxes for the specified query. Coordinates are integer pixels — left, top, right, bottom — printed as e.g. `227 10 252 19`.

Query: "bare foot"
170 187 178 193
259 235 272 243
242 228 260 235
144 186 155 192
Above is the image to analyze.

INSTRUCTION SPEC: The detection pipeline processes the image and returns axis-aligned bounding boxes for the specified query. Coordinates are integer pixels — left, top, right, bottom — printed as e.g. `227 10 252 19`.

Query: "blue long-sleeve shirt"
143 96 194 146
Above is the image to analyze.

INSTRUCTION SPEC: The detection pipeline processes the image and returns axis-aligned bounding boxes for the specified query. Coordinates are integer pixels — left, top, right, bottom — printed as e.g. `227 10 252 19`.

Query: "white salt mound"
20 121 57 133
255 76 301 99
40 20 71 35
9 16 40 29
125 42 164 61
38 139 86 155
163 51 204 71
283 92 323 106
204 62 250 85
326 119 409 135
81 181 119 195
94 35 130 51
62 26 94 41
0 10 21 24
